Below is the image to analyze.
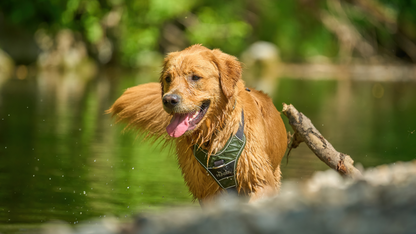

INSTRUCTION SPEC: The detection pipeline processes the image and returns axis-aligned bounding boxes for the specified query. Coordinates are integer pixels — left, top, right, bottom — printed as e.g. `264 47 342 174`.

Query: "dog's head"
160 45 242 138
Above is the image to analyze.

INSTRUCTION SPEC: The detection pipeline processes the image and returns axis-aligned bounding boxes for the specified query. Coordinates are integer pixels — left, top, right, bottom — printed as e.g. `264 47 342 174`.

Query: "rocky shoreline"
37 160 416 234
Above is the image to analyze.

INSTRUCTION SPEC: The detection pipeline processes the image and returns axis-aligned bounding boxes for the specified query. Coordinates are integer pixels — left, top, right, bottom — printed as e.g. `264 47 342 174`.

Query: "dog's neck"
188 83 244 156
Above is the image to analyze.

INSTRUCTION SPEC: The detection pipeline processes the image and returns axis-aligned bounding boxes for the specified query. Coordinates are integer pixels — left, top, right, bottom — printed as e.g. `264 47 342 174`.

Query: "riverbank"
8 160 415 234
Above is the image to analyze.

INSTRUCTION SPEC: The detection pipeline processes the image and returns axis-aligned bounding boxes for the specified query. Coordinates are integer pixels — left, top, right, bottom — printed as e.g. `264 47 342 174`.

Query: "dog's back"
249 89 287 167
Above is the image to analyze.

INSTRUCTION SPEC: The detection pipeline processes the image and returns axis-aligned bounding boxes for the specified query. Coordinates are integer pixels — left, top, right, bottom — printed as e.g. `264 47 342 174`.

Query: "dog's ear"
211 49 242 99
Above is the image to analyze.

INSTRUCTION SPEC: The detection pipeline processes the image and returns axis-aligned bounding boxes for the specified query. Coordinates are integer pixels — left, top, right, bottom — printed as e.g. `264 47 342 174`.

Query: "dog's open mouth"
166 100 210 138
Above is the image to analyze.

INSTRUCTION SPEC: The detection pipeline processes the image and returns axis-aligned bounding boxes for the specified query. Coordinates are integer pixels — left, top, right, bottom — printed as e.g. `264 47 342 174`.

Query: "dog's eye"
165 76 171 83
192 75 201 81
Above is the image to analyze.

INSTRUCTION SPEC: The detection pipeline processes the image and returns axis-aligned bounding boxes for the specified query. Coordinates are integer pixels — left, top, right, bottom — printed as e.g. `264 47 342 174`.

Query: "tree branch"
282 103 362 179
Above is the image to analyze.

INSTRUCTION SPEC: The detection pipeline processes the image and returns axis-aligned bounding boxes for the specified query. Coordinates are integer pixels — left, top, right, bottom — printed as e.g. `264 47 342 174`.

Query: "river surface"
0 68 415 230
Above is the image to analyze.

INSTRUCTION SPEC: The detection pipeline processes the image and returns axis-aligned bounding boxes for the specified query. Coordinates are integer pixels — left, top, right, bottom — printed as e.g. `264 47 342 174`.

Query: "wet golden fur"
108 45 287 203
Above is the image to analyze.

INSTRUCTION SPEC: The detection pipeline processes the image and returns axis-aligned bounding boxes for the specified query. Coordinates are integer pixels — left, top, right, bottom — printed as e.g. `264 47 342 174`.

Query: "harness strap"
193 111 246 195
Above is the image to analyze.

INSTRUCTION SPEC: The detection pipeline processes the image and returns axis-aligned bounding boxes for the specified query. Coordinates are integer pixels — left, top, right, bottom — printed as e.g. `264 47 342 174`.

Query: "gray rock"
41 160 416 234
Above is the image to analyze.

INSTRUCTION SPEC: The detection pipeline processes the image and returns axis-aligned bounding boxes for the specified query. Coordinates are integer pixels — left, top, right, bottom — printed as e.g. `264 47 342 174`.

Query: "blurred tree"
0 0 415 66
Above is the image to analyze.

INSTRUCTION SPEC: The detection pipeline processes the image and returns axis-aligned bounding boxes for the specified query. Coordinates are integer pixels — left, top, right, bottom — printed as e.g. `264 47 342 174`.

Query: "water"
0 69 415 229
276 78 416 179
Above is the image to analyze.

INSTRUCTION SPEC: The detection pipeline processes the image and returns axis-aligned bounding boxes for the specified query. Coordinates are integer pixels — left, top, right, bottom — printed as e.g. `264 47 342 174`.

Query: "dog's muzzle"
163 94 181 110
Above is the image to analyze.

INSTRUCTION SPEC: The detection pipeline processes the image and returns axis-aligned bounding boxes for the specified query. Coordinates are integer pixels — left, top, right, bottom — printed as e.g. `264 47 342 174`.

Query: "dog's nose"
163 94 181 109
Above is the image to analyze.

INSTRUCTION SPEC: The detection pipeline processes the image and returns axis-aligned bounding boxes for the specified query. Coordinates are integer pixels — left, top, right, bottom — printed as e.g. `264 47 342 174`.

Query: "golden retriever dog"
108 45 287 204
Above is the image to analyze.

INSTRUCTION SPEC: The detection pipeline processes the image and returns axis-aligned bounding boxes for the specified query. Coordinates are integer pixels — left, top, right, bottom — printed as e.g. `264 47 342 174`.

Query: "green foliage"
0 0 415 66
186 6 252 54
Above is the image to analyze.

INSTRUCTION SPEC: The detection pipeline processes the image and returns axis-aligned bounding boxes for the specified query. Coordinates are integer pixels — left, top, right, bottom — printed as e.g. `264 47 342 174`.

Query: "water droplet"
94 160 96 162
8 114 10 116
83 191 86 194
49 178 51 180
80 212 82 214
79 128 81 131
110 124 113 126
62 175 64 177
127 187 129 189
4 147 7 149
33 175 35 177
322 124 324 126
132 167 134 170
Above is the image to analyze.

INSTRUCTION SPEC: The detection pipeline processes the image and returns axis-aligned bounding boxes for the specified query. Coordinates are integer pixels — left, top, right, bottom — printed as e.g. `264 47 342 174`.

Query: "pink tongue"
166 114 190 138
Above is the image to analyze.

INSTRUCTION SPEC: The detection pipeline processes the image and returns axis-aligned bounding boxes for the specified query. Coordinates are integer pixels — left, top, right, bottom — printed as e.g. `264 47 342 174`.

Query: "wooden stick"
282 103 362 179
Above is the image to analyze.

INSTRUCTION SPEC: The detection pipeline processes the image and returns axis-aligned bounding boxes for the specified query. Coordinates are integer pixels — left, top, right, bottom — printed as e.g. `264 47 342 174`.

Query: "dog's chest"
175 143 222 199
